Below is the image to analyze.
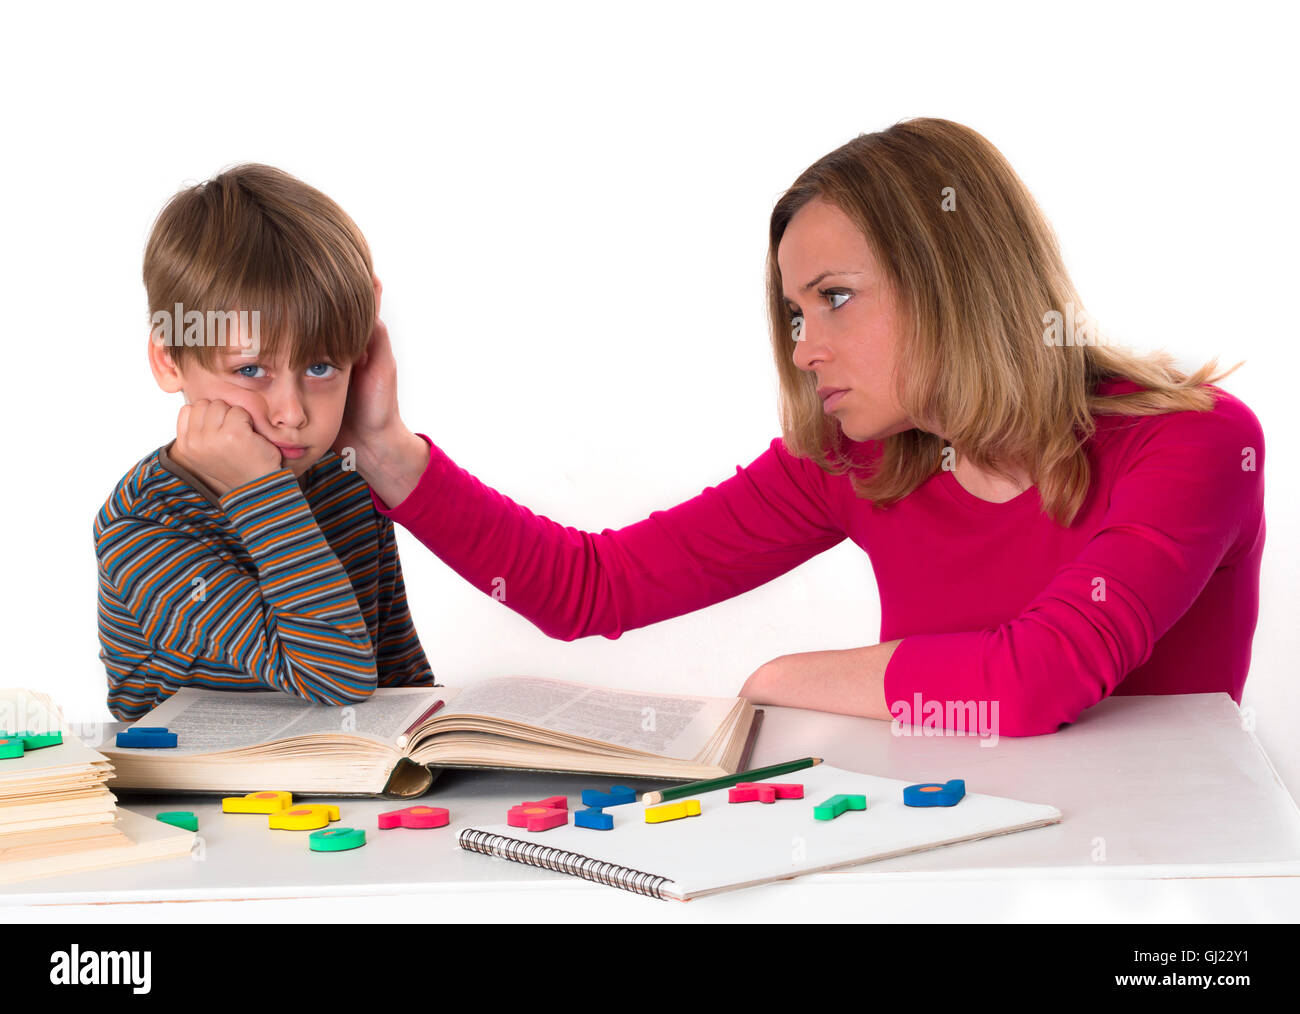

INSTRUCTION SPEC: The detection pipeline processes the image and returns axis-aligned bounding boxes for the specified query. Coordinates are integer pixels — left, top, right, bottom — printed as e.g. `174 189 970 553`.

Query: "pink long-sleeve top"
372 378 1265 736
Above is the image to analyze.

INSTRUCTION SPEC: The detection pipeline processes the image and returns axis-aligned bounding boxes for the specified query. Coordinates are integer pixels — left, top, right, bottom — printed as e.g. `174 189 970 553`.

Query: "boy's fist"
173 400 284 496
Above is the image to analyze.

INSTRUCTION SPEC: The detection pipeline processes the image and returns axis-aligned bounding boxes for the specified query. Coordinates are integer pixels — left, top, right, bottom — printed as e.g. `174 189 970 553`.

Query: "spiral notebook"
457 763 1061 900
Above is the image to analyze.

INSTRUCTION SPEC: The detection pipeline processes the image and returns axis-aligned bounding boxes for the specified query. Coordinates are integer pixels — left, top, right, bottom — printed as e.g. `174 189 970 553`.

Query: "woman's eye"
305 363 338 379
826 291 850 310
235 364 266 379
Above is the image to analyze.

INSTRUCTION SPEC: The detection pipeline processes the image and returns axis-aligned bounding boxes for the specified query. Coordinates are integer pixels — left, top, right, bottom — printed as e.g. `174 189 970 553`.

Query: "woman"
337 118 1264 737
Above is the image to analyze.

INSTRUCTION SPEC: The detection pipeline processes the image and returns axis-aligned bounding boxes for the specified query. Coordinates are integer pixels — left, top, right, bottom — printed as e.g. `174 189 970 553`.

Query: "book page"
108 688 441 755
0 807 196 886
437 676 737 761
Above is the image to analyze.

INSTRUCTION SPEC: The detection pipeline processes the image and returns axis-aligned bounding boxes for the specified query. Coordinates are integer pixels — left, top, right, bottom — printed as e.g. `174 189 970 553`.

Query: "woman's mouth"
820 389 849 412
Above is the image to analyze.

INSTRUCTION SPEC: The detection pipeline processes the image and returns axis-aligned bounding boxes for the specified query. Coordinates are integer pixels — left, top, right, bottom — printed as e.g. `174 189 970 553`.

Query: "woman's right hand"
335 306 430 508
337 315 402 451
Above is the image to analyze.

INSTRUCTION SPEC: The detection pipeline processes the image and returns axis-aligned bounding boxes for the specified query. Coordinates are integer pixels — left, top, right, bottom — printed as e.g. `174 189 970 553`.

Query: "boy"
95 164 434 721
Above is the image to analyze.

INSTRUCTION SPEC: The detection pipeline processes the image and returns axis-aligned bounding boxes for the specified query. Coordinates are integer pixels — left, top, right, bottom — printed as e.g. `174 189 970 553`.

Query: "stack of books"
0 689 195 885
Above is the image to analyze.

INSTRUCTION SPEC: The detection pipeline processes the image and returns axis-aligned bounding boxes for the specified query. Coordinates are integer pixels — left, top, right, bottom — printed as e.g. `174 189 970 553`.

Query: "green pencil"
641 757 823 805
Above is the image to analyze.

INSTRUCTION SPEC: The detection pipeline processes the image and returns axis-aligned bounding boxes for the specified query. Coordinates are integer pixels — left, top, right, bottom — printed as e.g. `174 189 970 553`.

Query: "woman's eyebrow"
784 269 865 304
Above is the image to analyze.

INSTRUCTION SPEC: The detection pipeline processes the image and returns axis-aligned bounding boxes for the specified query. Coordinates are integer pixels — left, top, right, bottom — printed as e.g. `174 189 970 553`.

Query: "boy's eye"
305 363 338 379
235 364 267 379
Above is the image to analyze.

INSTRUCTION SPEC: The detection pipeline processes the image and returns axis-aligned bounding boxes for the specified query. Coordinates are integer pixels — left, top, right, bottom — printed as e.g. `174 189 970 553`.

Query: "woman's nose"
791 320 827 372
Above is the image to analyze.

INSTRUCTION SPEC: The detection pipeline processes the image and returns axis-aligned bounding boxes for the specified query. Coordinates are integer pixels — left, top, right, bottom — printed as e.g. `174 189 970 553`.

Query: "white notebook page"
457 763 1061 899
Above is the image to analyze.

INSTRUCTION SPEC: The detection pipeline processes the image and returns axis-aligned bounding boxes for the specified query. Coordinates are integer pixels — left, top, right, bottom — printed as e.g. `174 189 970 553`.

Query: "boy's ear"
373 274 382 317
147 334 186 394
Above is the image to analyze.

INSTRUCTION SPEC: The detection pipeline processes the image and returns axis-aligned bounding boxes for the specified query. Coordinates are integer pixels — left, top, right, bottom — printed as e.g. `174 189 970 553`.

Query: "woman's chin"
831 412 867 441
838 415 911 443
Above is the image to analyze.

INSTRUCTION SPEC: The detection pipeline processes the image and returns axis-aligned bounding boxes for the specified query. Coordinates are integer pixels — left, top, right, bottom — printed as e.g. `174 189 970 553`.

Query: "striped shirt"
95 443 434 721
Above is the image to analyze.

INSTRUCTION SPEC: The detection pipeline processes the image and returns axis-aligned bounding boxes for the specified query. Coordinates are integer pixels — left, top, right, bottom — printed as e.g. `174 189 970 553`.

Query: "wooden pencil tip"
812 757 823 765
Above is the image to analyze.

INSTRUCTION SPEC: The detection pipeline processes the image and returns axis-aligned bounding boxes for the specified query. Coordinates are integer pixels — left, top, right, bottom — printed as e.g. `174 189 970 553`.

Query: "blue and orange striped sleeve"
372 517 435 687
96 469 379 716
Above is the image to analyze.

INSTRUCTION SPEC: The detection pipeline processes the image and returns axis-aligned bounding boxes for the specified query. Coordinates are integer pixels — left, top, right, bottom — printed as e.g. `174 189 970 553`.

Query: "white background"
2 1 1296 919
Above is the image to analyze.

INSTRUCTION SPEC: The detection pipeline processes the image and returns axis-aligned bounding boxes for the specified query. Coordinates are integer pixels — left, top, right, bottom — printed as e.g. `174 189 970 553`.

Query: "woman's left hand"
739 642 900 720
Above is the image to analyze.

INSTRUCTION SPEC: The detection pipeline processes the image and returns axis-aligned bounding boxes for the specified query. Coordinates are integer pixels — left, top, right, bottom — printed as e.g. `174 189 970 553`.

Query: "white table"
4 693 1299 921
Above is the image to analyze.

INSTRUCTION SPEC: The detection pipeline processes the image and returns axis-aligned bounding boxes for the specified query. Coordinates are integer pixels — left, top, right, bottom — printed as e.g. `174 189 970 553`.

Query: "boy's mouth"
273 443 308 460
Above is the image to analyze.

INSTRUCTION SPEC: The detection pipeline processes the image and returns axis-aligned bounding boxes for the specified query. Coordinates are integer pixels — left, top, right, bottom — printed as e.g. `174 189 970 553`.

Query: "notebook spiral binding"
458 828 674 900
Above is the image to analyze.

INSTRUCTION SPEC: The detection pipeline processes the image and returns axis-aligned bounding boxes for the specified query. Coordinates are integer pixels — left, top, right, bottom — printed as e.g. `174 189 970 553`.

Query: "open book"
99 676 759 798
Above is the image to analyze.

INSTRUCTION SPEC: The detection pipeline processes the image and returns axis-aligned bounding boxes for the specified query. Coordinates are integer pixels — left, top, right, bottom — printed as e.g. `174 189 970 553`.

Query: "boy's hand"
173 400 284 497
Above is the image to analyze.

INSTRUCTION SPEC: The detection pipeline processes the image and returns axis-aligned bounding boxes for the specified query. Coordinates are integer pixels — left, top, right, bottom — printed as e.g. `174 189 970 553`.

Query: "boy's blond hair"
144 163 375 370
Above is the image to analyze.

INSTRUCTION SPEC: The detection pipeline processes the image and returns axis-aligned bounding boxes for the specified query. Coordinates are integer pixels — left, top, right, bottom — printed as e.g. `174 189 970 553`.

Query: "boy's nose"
266 386 307 429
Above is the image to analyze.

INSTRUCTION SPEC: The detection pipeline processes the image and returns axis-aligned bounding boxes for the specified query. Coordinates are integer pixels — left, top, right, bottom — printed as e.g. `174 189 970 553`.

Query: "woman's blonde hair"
766 118 1240 526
